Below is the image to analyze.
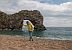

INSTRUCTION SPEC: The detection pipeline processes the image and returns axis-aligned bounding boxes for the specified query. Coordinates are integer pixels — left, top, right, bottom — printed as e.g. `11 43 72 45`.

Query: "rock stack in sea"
0 10 46 31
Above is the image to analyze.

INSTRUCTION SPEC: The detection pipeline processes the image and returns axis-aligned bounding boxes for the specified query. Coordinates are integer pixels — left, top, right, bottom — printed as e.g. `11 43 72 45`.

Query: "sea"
0 27 72 40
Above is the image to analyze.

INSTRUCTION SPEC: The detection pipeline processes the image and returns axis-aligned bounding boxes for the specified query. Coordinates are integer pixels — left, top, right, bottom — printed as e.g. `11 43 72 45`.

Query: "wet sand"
0 35 72 50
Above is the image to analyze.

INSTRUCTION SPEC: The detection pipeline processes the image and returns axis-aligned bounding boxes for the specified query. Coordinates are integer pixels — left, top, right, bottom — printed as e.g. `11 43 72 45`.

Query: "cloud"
18 0 72 12
44 17 72 27
34 0 72 4
0 0 18 13
0 0 72 27
39 2 72 12
0 0 72 14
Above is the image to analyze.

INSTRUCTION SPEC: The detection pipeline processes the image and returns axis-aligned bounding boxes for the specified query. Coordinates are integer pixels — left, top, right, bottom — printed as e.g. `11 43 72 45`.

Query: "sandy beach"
0 35 72 50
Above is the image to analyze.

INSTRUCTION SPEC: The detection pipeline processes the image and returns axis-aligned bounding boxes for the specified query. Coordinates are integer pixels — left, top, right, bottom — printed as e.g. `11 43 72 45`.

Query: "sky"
0 0 72 27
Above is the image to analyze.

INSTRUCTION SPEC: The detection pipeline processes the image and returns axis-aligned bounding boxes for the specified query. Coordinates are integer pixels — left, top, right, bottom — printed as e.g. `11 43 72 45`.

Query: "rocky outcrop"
0 10 46 31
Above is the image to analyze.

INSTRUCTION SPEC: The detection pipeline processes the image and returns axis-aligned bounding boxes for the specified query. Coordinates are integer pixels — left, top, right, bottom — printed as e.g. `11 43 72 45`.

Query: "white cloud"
0 0 72 27
17 0 72 12
44 17 72 27
38 2 72 12
0 0 17 13
0 0 72 13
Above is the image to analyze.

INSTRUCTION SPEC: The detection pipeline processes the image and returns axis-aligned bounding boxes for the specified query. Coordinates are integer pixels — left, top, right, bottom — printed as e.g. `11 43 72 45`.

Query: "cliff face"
0 10 46 31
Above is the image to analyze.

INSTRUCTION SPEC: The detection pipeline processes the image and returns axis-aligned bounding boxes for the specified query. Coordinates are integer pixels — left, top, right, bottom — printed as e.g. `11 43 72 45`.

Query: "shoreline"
1 34 72 41
0 35 72 50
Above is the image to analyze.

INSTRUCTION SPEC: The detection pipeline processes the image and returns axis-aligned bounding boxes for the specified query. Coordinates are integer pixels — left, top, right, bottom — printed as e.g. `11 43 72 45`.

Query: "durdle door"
0 10 46 31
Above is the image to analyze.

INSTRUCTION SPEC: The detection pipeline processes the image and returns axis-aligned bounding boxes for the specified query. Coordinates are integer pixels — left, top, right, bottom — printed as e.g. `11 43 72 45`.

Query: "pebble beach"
0 35 72 50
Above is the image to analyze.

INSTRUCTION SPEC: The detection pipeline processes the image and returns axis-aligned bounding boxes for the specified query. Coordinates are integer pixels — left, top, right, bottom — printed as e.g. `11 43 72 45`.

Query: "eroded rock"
0 10 46 31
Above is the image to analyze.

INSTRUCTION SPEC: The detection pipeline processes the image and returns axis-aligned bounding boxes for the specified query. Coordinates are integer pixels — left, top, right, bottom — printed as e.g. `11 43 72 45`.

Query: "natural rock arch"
0 10 46 31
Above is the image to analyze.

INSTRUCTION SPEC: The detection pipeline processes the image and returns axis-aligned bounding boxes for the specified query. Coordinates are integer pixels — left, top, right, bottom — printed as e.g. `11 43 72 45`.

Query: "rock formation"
0 10 46 31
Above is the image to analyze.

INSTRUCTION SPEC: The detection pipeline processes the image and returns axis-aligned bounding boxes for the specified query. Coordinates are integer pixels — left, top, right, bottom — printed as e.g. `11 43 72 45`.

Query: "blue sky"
35 0 72 4
0 0 72 27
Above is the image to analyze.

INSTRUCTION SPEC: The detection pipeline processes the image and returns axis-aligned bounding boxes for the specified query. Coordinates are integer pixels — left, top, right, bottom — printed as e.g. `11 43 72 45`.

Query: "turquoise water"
0 27 72 40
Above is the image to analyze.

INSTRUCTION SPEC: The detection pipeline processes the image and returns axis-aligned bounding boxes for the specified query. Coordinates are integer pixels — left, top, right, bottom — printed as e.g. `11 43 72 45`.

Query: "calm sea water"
0 27 72 40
